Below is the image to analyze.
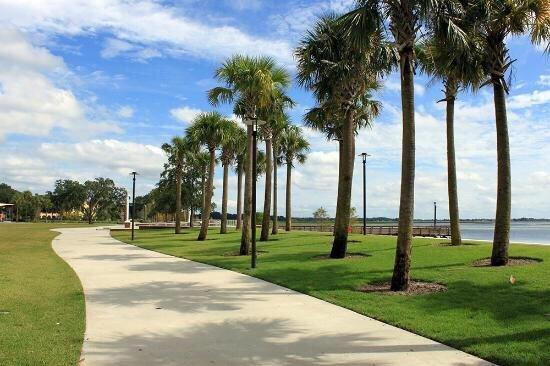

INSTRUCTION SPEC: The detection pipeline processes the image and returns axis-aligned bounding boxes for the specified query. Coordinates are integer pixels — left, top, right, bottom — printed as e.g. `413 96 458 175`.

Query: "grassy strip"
112 228 550 366
0 223 87 366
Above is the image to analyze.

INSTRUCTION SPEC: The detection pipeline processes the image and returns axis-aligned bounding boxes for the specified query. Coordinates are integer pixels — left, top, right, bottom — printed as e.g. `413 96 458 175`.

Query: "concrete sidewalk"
52 227 494 366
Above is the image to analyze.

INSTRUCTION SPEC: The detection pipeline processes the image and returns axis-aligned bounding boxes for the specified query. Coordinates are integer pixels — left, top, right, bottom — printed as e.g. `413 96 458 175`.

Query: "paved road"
52 227 494 366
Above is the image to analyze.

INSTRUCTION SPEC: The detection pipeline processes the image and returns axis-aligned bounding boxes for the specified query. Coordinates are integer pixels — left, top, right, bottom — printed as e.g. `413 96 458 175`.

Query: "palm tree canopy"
186 111 235 151
220 122 247 166
208 55 292 118
296 13 385 141
464 0 549 92
279 125 310 167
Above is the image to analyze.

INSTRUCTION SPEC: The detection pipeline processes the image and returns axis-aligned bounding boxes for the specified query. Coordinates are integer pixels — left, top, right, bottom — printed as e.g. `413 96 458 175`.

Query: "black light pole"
130 172 138 240
433 201 437 228
359 153 370 235
245 113 266 269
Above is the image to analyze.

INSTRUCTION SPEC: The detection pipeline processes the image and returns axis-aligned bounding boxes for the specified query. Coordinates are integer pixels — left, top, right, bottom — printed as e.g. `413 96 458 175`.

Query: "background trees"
82 178 125 224
162 136 189 234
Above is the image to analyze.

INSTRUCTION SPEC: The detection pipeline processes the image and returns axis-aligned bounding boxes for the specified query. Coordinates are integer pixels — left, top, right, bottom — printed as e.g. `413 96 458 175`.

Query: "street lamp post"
359 153 371 235
130 172 138 240
433 201 437 228
244 113 266 269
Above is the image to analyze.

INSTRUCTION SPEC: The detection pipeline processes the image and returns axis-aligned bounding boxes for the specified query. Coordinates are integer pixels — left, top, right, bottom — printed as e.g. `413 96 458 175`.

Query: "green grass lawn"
112 228 550 366
0 223 87 366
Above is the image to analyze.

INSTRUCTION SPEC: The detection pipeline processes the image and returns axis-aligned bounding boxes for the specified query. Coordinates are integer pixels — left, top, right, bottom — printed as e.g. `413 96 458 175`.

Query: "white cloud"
117 105 134 118
170 106 204 124
508 89 550 109
39 139 166 179
0 0 294 66
0 28 122 140
537 75 550 86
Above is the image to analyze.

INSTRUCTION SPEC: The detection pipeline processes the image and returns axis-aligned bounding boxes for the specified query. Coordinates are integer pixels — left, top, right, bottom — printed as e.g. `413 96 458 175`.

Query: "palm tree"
161 136 188 234
186 112 234 241
296 13 387 258
279 125 310 231
219 123 246 234
417 17 484 246
271 113 290 235
234 146 246 230
340 0 467 290
464 0 548 265
186 149 210 228
259 95 294 242
208 55 291 254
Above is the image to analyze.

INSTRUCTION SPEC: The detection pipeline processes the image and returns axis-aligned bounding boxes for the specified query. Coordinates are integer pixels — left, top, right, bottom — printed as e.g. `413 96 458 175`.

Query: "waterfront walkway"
52 227 493 366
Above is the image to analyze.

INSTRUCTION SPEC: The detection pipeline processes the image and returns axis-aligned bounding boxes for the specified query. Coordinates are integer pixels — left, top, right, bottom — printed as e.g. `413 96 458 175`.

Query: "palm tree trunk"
333 140 343 236
198 149 216 241
491 79 511 266
240 125 253 254
271 145 278 235
330 111 355 258
260 138 273 241
285 161 292 231
445 83 461 246
175 165 182 234
391 51 416 291
220 162 229 234
236 164 243 230
201 173 206 220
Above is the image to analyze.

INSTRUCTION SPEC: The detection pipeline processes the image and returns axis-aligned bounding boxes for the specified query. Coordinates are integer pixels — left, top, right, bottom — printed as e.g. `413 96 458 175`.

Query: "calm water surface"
460 222 550 245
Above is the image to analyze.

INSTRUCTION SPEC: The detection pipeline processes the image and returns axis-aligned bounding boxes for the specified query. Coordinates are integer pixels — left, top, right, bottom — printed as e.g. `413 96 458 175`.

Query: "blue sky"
0 0 549 219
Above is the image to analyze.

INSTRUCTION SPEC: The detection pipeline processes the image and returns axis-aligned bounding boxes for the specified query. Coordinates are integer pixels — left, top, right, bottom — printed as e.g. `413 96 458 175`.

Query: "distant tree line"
0 178 125 223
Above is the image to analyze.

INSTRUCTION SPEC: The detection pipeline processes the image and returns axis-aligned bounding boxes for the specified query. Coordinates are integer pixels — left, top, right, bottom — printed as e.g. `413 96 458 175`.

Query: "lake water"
459 222 550 245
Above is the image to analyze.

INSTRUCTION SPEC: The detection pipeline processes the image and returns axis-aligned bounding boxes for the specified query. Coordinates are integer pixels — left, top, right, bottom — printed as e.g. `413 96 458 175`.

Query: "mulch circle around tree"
472 256 542 267
312 253 371 260
358 281 447 295
223 250 269 257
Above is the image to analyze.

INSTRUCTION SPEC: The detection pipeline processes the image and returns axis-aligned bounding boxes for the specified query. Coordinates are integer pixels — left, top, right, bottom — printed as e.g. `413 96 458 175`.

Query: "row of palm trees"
162 0 547 292
162 103 310 246
301 0 547 291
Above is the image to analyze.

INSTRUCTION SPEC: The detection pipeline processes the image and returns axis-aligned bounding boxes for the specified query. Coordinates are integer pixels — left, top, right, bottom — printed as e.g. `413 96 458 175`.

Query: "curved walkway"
52 227 494 366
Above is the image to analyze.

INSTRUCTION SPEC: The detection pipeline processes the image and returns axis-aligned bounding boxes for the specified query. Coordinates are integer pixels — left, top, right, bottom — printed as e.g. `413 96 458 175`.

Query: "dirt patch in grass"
358 280 447 295
472 256 542 267
312 252 371 260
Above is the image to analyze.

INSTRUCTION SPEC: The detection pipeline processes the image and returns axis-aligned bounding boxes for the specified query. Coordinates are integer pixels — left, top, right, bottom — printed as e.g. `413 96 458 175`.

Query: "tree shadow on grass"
84 318 489 366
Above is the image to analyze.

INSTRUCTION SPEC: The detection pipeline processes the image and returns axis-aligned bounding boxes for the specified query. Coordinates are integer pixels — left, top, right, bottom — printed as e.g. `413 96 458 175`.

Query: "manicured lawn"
112 228 550 366
0 223 87 366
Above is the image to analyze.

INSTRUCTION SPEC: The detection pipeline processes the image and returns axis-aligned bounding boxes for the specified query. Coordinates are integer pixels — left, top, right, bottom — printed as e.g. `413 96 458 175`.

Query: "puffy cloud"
117 106 134 118
170 106 204 124
0 28 121 140
39 139 166 179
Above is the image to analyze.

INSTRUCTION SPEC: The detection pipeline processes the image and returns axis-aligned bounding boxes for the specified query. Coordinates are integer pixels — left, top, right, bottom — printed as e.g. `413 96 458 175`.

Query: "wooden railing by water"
285 225 450 237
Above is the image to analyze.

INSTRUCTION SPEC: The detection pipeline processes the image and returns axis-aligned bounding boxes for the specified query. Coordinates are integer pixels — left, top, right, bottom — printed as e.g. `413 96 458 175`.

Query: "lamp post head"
358 153 371 162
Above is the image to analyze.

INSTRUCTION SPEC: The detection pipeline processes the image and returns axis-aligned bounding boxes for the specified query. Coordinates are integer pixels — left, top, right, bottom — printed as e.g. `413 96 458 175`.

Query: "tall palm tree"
234 146 246 230
417 18 484 246
219 123 246 234
208 55 291 254
186 149 210 228
186 112 234 241
465 0 549 265
271 113 290 235
296 13 387 258
161 136 189 234
279 125 310 231
259 95 294 242
340 0 467 289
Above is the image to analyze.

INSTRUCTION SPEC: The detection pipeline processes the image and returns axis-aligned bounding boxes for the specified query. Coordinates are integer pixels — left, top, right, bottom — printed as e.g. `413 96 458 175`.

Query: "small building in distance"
0 203 15 222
